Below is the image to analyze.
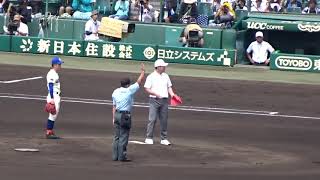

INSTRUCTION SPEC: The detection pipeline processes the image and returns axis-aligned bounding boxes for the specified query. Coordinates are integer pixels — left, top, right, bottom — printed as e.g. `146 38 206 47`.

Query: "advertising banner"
270 53 320 73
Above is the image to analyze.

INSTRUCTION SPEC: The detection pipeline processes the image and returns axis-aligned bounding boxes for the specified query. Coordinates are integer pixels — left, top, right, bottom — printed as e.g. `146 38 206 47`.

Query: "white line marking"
0 93 276 114
129 141 147 144
0 76 43 84
14 148 40 152
0 93 319 120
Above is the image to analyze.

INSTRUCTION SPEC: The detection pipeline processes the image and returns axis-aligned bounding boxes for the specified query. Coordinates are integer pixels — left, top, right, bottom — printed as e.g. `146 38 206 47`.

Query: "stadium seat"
235 9 248 21
286 7 302 13
197 2 213 17
42 0 63 15
95 0 111 16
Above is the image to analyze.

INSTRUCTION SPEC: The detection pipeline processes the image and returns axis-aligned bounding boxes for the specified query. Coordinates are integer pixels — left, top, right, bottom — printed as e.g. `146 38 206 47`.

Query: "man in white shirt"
251 0 267 12
246 31 274 65
135 0 154 23
144 59 180 146
45 56 63 139
84 10 101 41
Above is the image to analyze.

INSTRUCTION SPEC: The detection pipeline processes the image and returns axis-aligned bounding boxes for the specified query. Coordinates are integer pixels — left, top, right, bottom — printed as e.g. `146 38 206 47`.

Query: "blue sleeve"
49 83 54 99
85 31 93 35
128 82 140 94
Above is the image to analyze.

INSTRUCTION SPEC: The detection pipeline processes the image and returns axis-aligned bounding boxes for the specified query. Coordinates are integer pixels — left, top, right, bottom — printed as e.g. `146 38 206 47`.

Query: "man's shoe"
145 138 154 144
160 139 171 146
120 158 131 162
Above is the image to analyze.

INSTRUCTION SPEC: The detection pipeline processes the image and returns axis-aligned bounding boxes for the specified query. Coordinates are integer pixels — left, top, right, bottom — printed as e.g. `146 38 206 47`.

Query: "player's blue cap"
51 56 64 65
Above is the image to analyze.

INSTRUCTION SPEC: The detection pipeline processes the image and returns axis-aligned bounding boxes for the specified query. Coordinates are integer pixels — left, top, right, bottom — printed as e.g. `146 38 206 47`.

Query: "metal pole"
45 0 49 18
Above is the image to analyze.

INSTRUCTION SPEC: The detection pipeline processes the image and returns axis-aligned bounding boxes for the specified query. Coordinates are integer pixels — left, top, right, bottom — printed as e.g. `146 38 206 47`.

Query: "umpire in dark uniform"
112 63 145 162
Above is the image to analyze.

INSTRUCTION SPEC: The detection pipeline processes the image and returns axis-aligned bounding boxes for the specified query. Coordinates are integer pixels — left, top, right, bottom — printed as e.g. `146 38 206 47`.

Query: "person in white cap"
144 59 179 145
246 31 274 65
84 10 101 41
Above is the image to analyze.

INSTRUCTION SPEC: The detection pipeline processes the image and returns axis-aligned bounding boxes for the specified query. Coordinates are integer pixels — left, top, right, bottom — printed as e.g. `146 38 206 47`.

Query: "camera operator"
179 18 204 48
4 14 29 36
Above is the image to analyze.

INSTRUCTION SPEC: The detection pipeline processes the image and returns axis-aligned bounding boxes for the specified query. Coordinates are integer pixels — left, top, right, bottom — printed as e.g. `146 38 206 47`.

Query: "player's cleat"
46 133 60 139
46 130 60 139
160 139 171 146
145 138 154 144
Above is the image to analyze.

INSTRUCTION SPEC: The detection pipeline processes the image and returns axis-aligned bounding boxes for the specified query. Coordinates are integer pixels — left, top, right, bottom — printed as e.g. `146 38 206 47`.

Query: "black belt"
151 97 168 100
116 110 130 114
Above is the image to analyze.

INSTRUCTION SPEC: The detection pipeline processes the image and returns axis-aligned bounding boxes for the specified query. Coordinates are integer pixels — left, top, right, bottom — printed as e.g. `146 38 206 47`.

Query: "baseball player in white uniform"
45 57 63 139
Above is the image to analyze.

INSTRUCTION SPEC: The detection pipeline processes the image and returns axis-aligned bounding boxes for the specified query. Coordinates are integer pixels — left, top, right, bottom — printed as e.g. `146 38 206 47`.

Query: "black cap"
120 78 131 87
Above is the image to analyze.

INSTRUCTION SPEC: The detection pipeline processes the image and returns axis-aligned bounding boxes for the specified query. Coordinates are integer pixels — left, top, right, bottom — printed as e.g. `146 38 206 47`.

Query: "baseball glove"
45 102 56 115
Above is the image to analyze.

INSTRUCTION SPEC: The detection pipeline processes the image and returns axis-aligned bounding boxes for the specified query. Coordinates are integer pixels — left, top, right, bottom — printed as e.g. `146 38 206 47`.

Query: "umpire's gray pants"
112 111 131 161
146 97 169 140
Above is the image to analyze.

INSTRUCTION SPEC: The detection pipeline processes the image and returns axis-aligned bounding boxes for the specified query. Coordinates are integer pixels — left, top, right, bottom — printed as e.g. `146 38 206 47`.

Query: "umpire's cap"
51 56 64 65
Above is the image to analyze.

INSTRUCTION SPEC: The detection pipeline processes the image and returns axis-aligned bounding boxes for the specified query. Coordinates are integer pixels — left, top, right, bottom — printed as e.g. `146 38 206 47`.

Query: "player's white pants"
47 94 61 121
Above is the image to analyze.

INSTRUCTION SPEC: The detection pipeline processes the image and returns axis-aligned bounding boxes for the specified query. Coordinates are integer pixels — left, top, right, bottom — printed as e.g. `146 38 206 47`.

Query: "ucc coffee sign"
246 22 284 31
270 53 320 73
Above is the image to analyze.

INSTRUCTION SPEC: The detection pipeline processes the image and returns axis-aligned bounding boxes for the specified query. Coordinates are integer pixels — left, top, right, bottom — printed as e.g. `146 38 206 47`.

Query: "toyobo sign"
270 53 320 73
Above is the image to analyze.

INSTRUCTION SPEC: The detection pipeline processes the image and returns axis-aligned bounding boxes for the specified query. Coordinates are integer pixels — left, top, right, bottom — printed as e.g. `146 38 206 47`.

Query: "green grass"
1 52 320 85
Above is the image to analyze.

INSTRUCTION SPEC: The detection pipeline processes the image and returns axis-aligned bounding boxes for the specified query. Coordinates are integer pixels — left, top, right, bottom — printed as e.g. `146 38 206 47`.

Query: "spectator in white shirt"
84 10 101 41
235 0 248 10
135 0 154 23
246 31 275 65
251 0 267 12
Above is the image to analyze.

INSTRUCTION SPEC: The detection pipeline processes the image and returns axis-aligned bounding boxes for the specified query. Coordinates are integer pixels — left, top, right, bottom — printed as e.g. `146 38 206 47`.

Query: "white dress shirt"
144 71 172 98
247 41 275 63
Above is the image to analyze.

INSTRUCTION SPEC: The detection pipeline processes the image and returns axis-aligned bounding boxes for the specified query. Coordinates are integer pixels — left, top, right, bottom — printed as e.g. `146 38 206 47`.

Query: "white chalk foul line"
0 76 43 84
0 93 275 114
0 93 319 120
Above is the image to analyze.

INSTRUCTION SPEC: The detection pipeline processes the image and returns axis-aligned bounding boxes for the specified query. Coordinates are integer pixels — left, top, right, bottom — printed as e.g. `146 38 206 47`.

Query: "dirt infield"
1 64 320 180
